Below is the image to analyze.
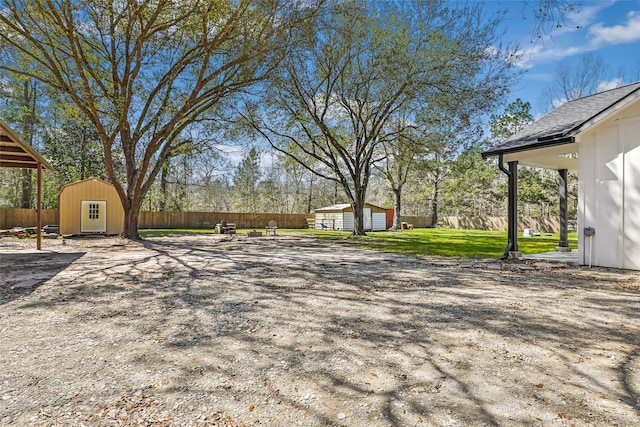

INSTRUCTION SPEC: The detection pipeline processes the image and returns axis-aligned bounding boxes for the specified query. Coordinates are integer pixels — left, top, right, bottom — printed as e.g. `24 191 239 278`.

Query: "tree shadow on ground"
4 235 639 426
0 251 85 306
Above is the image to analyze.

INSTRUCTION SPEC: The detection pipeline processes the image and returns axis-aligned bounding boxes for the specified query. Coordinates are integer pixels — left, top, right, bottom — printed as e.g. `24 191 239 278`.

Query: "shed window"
88 203 100 219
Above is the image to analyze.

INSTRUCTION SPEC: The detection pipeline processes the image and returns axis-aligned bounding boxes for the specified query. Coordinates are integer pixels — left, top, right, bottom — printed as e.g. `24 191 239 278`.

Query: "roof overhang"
500 141 579 172
0 118 52 170
482 82 640 172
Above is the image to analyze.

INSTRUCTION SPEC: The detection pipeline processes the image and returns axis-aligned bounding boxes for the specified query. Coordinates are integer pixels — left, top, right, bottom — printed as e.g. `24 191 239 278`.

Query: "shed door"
363 208 372 231
81 200 107 233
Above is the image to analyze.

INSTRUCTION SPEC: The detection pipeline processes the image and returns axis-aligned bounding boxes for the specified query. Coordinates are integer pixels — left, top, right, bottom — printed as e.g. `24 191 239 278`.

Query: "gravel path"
1 234 639 426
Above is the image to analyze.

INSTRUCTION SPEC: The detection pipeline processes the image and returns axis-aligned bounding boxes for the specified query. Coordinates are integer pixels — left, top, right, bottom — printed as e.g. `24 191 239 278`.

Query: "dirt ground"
1 234 639 427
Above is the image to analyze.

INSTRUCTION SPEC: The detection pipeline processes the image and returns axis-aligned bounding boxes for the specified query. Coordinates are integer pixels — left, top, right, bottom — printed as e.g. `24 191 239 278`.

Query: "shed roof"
315 203 352 212
59 177 115 193
315 202 386 213
482 81 640 158
0 118 53 170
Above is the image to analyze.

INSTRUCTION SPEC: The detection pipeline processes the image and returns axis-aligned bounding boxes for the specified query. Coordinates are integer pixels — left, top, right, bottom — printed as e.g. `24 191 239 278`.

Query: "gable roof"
315 202 385 212
58 177 116 194
0 118 53 169
482 81 640 158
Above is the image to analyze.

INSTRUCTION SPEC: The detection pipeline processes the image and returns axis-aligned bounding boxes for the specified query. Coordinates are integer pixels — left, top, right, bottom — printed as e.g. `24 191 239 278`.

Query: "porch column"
557 168 570 252
499 154 520 259
36 163 42 250
507 161 520 257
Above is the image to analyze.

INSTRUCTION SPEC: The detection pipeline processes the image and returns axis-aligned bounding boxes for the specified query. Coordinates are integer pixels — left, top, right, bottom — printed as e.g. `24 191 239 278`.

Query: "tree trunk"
80 129 88 180
122 203 142 240
392 185 402 230
352 187 366 236
306 173 314 213
21 169 32 208
160 161 169 211
431 182 439 228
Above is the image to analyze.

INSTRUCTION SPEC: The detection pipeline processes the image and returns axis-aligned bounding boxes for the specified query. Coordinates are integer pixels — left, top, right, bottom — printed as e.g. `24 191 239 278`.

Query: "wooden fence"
0 208 309 230
440 216 562 233
138 211 309 229
0 208 58 229
1 208 563 233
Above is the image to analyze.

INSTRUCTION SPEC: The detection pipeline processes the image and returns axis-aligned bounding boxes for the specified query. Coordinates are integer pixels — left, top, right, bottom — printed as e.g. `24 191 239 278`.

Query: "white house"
312 203 387 232
483 81 640 270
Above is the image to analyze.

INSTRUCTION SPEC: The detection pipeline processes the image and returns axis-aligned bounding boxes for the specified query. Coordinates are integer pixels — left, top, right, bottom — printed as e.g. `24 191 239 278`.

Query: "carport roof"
482 81 640 158
0 118 52 170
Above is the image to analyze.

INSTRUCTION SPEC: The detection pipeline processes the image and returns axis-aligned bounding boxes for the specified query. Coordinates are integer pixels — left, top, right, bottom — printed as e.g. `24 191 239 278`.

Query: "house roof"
0 118 53 170
482 81 640 158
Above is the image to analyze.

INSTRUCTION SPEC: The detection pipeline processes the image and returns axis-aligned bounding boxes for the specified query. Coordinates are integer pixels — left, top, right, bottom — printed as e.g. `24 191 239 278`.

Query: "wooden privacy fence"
0 208 309 230
440 216 562 233
138 211 309 229
400 215 434 229
1 208 563 233
1 208 58 229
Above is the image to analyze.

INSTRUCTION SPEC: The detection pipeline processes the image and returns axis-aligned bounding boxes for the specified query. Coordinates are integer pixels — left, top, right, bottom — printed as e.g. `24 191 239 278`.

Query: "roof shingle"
483 81 640 157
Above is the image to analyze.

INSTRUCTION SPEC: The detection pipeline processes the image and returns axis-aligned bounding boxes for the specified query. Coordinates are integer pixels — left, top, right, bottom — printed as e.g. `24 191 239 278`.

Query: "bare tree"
525 0 582 41
0 0 321 239
539 53 617 111
245 0 517 235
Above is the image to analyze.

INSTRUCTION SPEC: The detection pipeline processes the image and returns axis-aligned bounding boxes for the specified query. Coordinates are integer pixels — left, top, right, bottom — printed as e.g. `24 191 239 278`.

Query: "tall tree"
0 76 40 208
246 0 517 235
375 121 419 230
488 98 561 218
42 120 109 184
490 98 533 139
443 143 505 217
0 0 321 239
232 147 261 213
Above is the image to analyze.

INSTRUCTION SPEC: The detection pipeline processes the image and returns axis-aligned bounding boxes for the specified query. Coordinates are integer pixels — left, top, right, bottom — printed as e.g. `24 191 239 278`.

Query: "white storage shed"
483 81 640 270
312 203 387 231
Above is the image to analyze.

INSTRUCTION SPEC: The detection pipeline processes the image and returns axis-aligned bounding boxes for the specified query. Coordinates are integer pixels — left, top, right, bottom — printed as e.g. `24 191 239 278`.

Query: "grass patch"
139 227 577 260
278 227 577 260
139 228 214 238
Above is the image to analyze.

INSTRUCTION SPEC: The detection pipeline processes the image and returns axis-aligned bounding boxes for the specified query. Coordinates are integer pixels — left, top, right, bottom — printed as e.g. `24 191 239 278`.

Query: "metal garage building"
311 203 387 232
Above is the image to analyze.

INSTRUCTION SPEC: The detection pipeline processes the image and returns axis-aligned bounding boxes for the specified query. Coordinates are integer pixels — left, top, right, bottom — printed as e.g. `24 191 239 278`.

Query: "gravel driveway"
1 234 639 426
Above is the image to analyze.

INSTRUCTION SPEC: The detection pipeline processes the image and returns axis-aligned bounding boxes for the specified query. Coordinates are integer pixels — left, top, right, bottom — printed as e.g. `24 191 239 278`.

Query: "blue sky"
485 0 640 116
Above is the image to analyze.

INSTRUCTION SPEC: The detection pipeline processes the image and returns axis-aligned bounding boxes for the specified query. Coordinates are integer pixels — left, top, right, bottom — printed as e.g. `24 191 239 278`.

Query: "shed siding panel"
315 212 343 230
363 208 372 230
578 133 596 266
343 213 354 231
372 213 386 231
623 116 640 269
595 124 623 268
59 179 124 235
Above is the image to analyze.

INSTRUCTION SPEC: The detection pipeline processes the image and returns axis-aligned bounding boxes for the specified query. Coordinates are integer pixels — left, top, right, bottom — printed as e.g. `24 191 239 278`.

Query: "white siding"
343 213 354 231
372 213 386 231
623 115 640 269
363 208 372 230
315 212 343 230
578 100 640 269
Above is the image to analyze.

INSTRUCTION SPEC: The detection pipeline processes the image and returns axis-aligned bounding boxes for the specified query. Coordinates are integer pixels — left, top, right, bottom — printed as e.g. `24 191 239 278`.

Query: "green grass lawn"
288 227 577 260
140 227 577 260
